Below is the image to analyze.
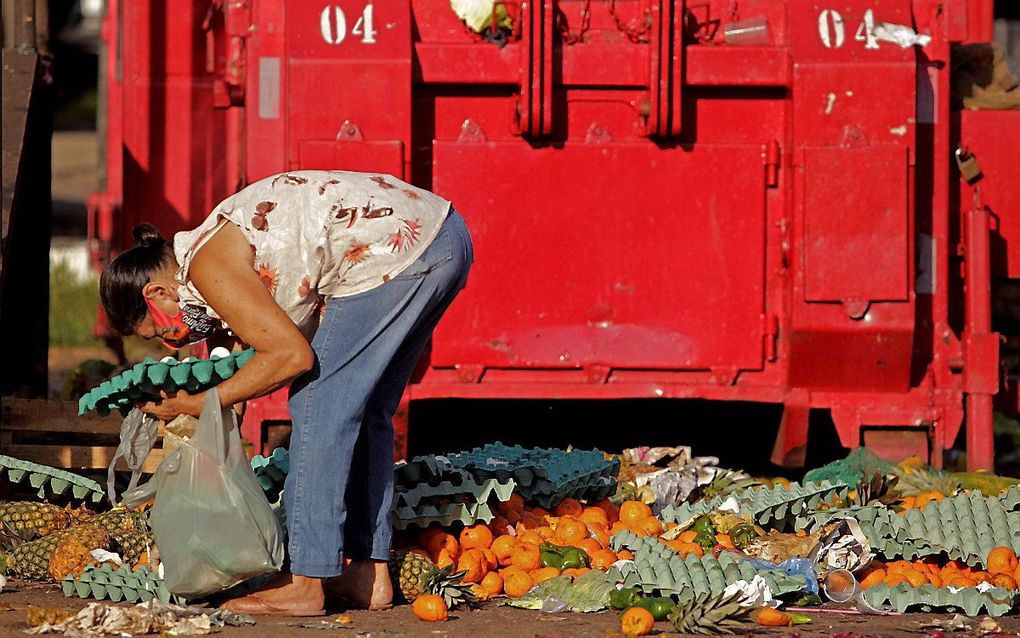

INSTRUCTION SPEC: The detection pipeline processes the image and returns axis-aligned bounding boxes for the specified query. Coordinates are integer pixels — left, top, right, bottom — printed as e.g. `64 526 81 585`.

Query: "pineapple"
112 530 154 566
0 502 72 539
49 528 112 581
848 472 901 507
668 591 753 635
90 509 153 566
389 550 476 608
702 469 761 500
894 467 962 497
4 524 110 580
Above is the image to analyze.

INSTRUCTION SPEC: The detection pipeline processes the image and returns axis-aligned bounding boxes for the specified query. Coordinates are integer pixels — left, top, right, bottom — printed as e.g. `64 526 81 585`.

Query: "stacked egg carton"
62 564 173 604
796 491 1020 567
446 443 619 508
660 481 849 531
864 582 1017 617
78 349 256 416
392 455 515 530
610 530 808 602
250 448 289 529
0 454 105 503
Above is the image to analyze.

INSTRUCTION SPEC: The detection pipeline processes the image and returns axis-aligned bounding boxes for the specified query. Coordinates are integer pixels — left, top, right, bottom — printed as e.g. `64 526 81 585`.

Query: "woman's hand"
140 390 205 420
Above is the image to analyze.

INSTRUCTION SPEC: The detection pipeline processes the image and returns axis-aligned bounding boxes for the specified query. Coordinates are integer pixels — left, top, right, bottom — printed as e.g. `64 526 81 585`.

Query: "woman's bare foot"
325 559 393 610
220 573 326 616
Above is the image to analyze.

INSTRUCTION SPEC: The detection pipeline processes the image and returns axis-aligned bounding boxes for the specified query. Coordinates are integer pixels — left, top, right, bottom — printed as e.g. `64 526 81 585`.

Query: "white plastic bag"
122 389 284 598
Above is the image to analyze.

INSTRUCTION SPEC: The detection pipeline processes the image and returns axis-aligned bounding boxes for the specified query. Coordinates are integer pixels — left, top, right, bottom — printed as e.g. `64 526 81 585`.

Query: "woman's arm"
141 223 313 419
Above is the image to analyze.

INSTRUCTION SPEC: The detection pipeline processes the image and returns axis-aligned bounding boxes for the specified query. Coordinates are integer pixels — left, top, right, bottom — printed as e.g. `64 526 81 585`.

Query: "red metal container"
91 0 1017 468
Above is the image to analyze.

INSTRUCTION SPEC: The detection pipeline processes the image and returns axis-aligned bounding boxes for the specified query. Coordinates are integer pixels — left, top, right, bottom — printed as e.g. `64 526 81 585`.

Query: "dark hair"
99 223 176 335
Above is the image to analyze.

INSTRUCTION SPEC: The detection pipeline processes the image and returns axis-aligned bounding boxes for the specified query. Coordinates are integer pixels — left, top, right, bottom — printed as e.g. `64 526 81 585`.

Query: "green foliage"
49 261 101 347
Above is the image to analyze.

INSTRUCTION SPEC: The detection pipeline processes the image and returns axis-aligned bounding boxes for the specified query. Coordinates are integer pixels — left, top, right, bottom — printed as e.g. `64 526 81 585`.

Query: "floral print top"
173 170 451 339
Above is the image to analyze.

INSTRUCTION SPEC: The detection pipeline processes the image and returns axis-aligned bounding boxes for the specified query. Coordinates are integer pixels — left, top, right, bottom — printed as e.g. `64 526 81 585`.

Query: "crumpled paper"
742 529 828 563
26 599 255 636
811 518 874 574
622 447 722 513
873 22 931 48
722 575 774 607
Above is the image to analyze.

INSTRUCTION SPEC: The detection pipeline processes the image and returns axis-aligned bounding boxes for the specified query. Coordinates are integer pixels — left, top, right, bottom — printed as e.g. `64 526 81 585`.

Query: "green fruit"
560 546 590 570
729 523 757 549
692 515 716 535
610 586 642 610
635 596 676 621
694 530 717 549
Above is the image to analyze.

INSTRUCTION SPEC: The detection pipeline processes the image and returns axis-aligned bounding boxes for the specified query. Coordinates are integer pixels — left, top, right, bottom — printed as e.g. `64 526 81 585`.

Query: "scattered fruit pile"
859 547 1020 591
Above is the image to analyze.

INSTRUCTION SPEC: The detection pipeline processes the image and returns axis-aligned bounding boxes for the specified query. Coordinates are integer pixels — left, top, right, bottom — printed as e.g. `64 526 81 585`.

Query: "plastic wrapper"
107 408 159 505
122 389 284 598
810 518 874 574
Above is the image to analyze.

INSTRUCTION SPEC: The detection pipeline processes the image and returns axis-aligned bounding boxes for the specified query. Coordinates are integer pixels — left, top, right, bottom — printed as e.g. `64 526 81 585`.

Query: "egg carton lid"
611 530 807 600
0 454 105 503
448 443 620 488
394 477 515 508
62 564 173 604
391 502 497 530
661 481 848 531
78 349 255 416
864 582 1017 617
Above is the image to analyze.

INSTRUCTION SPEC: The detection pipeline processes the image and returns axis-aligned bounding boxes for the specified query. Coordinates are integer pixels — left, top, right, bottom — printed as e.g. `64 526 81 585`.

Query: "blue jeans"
284 209 473 577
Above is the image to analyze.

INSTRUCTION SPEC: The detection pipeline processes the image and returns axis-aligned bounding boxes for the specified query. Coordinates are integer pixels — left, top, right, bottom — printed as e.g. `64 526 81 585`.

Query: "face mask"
145 298 218 350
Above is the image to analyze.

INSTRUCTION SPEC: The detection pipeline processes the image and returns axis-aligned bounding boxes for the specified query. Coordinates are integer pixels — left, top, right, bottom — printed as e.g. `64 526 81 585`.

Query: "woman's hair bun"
132 223 164 248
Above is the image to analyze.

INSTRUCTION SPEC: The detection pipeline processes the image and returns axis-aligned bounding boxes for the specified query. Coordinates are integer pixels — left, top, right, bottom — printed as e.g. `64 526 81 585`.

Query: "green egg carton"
78 349 256 416
62 564 174 604
394 477 515 509
391 501 497 530
251 448 289 531
999 484 1020 510
864 583 1017 617
0 455 105 503
447 443 619 508
660 481 849 531
798 493 1020 567
395 455 466 487
610 530 808 602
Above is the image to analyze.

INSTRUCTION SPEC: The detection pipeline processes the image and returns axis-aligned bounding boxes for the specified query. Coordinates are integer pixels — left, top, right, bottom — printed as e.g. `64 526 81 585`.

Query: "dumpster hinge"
763 313 779 362
764 140 780 187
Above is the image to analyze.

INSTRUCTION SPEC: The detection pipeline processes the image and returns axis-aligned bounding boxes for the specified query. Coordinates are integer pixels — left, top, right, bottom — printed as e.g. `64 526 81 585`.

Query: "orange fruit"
529 506 551 517
412 594 448 622
434 548 456 569
676 542 704 558
576 537 604 555
619 501 654 528
518 512 544 529
590 549 619 569
536 526 556 540
579 507 609 527
635 516 664 537
859 569 887 589
480 570 503 596
502 509 522 526
902 568 929 587
617 549 635 561
663 538 686 553
610 521 629 536
899 496 916 510
562 567 591 579
914 491 945 511
488 515 512 536
886 561 910 575
511 543 542 571
554 498 583 517
594 499 621 524
678 530 700 543
927 571 943 588
457 548 488 583
715 534 735 549
517 530 544 546
530 566 561 584
480 548 499 571
1013 562 1020 583
503 569 535 597
425 532 460 560
752 607 792 627
418 525 444 547
555 517 589 546
620 606 656 636
586 522 610 547
987 547 1019 575
991 573 1018 590
945 575 977 588
885 573 909 587
491 535 517 566
460 524 494 550
498 494 525 513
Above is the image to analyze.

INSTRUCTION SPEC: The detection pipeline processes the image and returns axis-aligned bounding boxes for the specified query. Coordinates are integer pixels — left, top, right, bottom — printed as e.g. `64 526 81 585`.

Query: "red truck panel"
95 0 1011 469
